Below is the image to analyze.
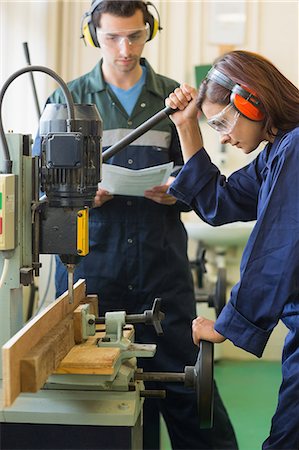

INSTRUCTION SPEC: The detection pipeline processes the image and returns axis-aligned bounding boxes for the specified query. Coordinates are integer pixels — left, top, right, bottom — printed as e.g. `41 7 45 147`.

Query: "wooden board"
2 279 86 407
55 342 120 375
55 326 134 375
20 315 75 392
73 304 87 344
80 294 98 316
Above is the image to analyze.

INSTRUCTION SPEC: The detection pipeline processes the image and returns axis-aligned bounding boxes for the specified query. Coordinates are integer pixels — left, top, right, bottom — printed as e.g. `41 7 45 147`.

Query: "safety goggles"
96 23 150 48
207 104 240 134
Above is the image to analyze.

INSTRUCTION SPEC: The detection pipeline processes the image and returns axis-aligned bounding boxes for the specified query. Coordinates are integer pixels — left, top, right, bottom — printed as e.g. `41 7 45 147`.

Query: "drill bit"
67 263 75 304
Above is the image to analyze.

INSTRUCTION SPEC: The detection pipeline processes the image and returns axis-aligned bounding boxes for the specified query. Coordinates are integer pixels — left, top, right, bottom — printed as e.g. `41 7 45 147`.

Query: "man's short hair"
92 1 149 28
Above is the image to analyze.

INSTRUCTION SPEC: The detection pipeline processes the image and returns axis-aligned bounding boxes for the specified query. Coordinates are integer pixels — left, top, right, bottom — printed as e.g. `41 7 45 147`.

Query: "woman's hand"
192 316 226 346
166 83 199 127
166 84 203 162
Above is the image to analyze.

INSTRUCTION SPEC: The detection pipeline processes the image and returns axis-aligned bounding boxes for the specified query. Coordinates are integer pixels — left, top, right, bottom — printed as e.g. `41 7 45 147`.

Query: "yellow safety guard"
77 208 89 256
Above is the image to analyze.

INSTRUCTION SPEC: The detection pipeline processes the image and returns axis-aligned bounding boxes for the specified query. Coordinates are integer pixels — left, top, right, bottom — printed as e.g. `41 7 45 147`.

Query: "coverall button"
127 120 133 125
128 159 133 165
127 238 133 244
128 284 133 290
140 102 146 108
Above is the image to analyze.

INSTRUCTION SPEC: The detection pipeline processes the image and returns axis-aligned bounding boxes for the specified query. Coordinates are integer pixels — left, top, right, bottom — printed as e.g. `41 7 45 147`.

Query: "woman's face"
202 100 271 154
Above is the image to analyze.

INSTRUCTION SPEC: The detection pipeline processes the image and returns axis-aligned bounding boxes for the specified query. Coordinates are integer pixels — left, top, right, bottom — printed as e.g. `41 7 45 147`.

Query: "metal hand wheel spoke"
136 340 214 429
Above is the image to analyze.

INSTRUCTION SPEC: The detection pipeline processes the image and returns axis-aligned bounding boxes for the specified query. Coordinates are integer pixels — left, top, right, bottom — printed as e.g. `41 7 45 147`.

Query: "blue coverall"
169 127 299 450
40 59 238 449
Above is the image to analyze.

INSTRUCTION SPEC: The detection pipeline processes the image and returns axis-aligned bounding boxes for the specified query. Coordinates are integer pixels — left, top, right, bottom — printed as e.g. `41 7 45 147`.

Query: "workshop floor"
160 360 282 450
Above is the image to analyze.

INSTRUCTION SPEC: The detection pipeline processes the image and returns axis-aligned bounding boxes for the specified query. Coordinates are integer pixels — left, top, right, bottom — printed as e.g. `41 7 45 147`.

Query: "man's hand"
192 316 226 346
144 176 177 205
94 188 114 207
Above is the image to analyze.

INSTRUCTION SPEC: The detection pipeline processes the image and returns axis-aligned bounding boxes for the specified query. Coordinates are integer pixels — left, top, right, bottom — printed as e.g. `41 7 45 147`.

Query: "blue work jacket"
47 59 195 320
169 127 299 357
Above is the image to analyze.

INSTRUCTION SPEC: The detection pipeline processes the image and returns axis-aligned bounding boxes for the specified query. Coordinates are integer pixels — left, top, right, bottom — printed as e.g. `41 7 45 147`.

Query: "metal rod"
135 372 185 383
95 314 149 324
139 390 166 399
125 313 146 323
22 42 41 119
32 156 41 276
95 317 105 324
102 106 176 162
67 264 75 304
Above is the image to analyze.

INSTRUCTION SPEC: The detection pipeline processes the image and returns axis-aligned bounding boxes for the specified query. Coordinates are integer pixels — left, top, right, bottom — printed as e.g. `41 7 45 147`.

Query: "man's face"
97 10 147 74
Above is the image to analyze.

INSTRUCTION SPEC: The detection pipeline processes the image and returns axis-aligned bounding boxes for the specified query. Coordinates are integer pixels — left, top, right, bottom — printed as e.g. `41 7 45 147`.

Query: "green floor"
160 360 282 450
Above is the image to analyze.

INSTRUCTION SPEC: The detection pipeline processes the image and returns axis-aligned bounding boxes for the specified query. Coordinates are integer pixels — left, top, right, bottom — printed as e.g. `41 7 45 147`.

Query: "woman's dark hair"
92 1 150 28
197 50 299 133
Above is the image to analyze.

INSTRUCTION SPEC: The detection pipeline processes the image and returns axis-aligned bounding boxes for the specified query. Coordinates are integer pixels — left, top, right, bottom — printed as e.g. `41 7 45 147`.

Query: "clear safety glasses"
96 23 150 48
207 104 240 135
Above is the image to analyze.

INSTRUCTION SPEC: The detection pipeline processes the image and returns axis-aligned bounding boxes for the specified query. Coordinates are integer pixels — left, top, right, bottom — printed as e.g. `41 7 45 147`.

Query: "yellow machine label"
77 208 89 256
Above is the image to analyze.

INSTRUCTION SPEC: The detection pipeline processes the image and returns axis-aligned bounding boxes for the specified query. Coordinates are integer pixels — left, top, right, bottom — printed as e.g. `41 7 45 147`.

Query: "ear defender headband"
206 67 265 121
80 0 162 48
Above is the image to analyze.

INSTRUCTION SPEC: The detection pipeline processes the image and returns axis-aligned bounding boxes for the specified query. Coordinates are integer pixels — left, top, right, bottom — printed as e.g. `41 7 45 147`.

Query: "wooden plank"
55 344 120 375
20 315 75 392
79 294 98 316
73 305 86 344
55 326 135 375
2 279 86 407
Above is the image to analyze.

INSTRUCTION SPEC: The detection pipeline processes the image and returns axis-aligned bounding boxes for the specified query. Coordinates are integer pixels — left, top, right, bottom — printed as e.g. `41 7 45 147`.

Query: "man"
44 1 238 448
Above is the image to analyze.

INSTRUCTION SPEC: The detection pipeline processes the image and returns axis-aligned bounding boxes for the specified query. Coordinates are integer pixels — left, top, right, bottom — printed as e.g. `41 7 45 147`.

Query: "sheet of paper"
98 162 174 197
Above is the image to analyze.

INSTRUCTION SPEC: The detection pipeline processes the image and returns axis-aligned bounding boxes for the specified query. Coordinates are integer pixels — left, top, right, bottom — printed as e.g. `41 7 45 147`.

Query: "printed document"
98 162 174 197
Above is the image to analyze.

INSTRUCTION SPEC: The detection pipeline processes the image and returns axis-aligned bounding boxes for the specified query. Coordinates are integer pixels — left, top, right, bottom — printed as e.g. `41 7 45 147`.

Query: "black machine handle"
135 340 214 429
96 298 165 336
102 106 176 162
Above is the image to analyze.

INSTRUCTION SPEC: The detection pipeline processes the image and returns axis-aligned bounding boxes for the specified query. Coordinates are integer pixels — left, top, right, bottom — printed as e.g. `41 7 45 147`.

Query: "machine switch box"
0 174 15 250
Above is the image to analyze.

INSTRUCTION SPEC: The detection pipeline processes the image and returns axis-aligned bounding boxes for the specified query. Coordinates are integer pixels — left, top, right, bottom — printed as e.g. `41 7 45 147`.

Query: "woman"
166 50 299 450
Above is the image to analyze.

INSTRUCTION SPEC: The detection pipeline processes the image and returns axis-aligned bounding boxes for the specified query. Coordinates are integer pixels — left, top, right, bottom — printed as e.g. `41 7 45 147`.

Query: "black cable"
0 65 76 174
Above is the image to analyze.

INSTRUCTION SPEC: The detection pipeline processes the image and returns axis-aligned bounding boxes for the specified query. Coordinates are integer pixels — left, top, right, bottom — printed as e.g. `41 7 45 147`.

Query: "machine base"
1 414 142 450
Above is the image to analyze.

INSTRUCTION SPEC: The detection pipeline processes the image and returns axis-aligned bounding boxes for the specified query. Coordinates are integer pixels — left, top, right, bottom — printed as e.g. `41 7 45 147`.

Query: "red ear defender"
206 67 265 122
231 85 265 121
